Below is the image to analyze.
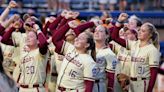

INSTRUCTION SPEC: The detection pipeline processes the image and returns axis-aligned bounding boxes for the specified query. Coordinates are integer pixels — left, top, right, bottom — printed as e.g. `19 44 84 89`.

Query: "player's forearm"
49 15 63 32
107 72 115 92
73 22 95 36
0 6 11 23
147 67 158 92
1 27 15 45
42 21 51 36
56 17 73 29
2 17 15 29
52 23 70 54
111 25 126 47
37 31 48 55
84 80 94 92
0 24 6 36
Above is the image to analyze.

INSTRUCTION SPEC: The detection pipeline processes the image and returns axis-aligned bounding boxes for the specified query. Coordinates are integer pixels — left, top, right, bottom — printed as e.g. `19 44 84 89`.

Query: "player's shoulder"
102 47 116 56
147 44 159 52
63 41 75 53
80 54 95 64
12 31 21 36
22 33 27 37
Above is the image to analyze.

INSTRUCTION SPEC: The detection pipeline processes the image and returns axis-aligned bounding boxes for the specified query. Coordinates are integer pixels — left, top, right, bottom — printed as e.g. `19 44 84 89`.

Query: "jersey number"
69 69 77 77
26 66 35 74
138 66 144 74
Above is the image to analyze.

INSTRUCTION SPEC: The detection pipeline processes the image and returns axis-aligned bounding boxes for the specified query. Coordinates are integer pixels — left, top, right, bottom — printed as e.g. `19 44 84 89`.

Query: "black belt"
58 86 74 91
130 77 147 81
20 84 44 88
51 73 58 76
95 80 100 83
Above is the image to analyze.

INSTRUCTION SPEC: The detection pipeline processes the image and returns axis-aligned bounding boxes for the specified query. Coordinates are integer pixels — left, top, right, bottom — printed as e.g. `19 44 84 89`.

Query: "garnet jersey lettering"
110 41 131 75
19 48 48 84
57 42 96 89
127 40 160 77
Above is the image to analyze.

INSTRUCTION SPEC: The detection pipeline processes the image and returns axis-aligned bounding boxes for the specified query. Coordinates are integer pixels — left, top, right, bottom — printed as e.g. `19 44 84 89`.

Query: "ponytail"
145 22 160 49
85 31 96 61
90 43 96 61
152 31 160 49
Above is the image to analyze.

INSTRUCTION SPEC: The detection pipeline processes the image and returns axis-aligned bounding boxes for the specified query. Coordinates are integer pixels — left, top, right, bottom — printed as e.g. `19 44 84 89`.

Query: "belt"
51 73 58 76
58 86 74 91
20 84 44 88
130 77 149 81
95 78 105 83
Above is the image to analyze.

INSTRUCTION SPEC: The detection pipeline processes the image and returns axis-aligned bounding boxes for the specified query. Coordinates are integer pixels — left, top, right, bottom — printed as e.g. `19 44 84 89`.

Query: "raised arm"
1 26 15 45
52 22 70 54
42 21 51 36
0 1 17 23
33 24 48 55
2 14 20 29
48 10 69 32
48 15 63 33
1 15 22 46
38 31 48 55
56 11 79 29
111 13 128 48
72 21 95 36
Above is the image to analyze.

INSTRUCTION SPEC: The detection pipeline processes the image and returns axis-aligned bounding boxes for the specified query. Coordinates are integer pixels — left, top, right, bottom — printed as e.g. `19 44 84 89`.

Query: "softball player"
52 20 97 92
93 25 120 92
1 20 49 92
18 24 48 92
111 13 160 92
110 29 138 92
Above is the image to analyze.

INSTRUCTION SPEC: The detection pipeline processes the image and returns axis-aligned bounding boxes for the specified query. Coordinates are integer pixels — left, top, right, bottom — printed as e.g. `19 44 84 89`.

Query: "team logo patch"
96 57 105 64
112 60 117 69
92 67 99 77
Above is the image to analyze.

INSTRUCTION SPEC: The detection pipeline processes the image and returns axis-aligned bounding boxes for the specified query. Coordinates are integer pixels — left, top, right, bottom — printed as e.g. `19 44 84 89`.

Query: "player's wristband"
116 20 124 24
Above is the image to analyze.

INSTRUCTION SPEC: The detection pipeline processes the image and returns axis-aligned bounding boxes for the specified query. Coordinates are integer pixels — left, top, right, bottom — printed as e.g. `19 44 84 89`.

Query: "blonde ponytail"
145 22 160 49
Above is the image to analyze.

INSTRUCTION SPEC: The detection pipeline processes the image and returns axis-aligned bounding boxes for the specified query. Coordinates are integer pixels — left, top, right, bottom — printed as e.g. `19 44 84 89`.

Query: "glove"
117 73 130 92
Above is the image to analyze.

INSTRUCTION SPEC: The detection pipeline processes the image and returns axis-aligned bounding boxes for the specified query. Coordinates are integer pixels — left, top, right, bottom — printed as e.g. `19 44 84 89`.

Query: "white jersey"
1 43 15 72
127 40 160 78
19 47 48 85
57 42 97 89
95 47 118 79
48 42 62 74
12 32 27 64
11 32 27 82
110 41 131 75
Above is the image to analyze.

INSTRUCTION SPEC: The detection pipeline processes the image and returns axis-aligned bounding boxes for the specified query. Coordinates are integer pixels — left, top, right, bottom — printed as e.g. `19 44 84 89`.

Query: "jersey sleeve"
61 41 75 55
11 32 22 46
110 41 122 54
105 49 119 73
126 40 137 50
148 48 160 67
83 57 96 81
